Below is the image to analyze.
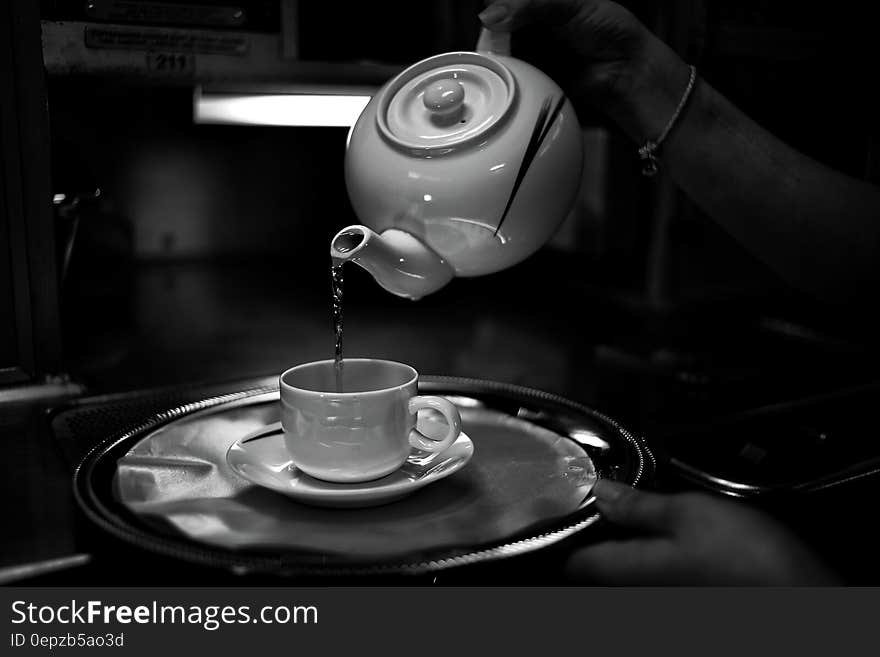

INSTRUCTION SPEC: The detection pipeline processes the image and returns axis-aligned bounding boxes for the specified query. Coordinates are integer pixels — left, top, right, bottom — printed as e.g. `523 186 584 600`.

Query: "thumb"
478 0 590 32
592 479 679 534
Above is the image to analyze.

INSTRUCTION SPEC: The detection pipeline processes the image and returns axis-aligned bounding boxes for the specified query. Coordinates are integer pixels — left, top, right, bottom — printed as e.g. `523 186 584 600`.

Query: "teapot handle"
476 27 511 56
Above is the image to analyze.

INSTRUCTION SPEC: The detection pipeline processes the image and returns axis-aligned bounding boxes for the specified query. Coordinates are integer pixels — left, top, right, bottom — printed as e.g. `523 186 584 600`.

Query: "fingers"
479 0 591 32
592 479 680 534
564 537 682 585
570 489 843 585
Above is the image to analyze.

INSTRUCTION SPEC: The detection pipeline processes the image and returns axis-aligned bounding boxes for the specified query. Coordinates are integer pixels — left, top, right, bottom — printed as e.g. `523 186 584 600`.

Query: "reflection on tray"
76 379 653 575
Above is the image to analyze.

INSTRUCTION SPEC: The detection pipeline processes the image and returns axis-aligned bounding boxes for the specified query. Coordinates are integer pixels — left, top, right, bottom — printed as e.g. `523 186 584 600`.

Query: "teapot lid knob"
422 79 465 116
378 52 515 152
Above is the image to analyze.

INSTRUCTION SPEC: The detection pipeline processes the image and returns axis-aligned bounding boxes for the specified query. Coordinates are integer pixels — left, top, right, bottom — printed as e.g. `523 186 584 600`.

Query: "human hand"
565 479 840 585
478 0 692 143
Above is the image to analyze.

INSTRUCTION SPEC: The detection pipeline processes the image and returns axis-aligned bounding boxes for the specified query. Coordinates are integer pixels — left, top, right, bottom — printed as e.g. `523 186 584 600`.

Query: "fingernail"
478 3 509 26
593 479 628 503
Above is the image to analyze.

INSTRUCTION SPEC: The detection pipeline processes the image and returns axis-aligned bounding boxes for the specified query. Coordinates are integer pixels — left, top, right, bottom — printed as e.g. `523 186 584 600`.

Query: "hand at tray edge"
563 480 841 586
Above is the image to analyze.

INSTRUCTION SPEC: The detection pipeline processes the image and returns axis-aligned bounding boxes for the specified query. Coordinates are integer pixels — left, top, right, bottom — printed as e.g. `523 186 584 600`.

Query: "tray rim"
72 376 656 577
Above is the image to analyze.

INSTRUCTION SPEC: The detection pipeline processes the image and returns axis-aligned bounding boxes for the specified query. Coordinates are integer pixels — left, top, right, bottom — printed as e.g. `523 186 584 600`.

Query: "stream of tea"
331 257 345 392
330 230 364 392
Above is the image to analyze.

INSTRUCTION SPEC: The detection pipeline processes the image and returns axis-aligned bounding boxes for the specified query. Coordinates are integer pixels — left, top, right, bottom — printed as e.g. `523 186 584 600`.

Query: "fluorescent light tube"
194 92 371 127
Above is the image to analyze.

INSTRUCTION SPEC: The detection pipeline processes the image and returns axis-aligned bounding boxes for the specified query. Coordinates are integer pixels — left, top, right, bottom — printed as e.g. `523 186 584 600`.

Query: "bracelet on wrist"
638 64 697 177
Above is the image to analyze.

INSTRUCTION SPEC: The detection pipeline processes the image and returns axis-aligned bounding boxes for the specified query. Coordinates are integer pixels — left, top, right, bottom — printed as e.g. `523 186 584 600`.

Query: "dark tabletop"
3 254 880 585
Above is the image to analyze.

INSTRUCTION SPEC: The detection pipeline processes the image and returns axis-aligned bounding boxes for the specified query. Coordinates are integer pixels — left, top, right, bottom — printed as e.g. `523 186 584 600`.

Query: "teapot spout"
330 225 454 300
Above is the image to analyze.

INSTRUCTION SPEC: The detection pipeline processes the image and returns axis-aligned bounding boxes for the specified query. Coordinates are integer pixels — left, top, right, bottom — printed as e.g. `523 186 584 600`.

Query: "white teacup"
279 359 462 483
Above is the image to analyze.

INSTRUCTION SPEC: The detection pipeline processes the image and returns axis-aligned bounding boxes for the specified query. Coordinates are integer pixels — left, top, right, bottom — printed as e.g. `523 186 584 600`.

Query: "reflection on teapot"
331 28 584 300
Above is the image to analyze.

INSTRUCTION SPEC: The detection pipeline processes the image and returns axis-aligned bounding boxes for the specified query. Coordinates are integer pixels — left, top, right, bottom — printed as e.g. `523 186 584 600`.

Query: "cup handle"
408 396 462 453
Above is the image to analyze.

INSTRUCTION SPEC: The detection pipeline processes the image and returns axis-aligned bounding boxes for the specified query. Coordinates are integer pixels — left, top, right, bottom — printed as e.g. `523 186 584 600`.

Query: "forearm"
608 35 880 303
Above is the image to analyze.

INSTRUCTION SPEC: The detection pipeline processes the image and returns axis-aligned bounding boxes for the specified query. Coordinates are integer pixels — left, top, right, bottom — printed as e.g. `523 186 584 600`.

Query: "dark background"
3 0 880 584
39 0 880 395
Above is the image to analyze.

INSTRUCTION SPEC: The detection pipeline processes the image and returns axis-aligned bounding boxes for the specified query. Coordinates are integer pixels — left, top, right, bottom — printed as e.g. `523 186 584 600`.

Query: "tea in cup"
279 359 462 483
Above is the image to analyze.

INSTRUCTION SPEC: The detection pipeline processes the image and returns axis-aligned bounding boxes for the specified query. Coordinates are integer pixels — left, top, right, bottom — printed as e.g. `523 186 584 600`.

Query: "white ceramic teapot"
331 29 584 299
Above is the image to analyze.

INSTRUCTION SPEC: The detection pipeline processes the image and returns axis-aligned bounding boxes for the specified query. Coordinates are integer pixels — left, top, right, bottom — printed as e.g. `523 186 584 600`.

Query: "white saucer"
226 422 474 508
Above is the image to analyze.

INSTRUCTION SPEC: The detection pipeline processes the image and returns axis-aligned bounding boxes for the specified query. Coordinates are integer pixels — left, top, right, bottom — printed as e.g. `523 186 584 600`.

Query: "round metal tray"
73 376 655 576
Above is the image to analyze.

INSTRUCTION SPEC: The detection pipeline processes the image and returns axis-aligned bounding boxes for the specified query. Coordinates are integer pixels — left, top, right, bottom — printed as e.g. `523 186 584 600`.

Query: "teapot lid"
376 52 516 154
